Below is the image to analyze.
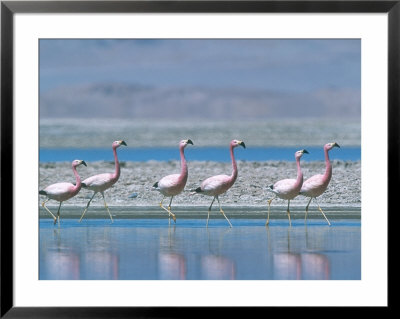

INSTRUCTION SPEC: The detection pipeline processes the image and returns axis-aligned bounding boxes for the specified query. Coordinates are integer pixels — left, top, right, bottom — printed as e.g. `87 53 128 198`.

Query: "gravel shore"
39 160 361 209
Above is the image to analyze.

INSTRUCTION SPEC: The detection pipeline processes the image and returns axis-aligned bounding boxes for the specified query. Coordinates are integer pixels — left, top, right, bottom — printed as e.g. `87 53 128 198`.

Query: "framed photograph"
1 0 395 316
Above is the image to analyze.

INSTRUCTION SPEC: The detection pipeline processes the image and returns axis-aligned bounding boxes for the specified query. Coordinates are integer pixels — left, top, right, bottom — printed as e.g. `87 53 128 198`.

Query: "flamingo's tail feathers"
39 190 47 195
266 184 274 192
189 187 202 196
194 187 203 193
152 182 159 191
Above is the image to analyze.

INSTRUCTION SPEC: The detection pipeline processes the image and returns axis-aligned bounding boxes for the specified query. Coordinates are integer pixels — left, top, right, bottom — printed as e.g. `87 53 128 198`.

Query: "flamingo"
79 140 127 223
152 139 193 223
266 149 309 226
299 142 340 225
39 159 87 226
193 139 246 227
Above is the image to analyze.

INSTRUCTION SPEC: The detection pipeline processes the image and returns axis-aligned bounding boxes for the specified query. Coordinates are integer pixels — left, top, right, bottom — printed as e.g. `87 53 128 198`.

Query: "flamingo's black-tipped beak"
81 160 87 167
187 139 193 145
239 141 246 148
303 149 309 154
121 140 127 146
333 142 340 148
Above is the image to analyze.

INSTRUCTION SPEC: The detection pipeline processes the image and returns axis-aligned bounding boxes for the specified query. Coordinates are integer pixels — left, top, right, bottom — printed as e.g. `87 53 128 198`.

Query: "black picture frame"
1 0 395 317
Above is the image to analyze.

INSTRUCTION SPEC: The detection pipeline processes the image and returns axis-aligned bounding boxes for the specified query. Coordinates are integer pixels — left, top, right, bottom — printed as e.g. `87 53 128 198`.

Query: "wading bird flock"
39 140 340 228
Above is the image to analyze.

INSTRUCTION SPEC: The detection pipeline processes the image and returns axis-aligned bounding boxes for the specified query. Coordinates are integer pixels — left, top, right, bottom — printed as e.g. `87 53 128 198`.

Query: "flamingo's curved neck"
72 165 81 192
112 146 120 180
294 156 303 189
323 147 332 183
178 145 188 182
230 145 238 182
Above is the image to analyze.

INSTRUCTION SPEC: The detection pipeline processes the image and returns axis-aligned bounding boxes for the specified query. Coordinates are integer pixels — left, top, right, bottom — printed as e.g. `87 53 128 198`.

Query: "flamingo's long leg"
167 196 176 223
168 196 173 210
216 196 232 228
266 197 275 226
56 202 62 227
207 197 216 227
287 199 292 227
305 197 313 223
314 198 331 226
79 192 96 222
101 192 114 223
159 196 176 220
41 199 57 222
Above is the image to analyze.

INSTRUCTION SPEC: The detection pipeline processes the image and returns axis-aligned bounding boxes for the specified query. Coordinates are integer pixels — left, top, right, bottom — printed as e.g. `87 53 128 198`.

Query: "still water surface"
39 218 360 280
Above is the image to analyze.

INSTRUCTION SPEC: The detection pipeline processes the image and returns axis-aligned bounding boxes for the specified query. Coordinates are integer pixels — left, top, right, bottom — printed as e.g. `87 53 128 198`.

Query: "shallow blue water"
39 218 361 280
39 146 360 162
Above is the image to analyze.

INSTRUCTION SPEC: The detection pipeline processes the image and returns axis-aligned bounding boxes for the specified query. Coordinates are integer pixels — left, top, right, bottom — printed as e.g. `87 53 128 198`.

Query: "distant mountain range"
40 83 360 120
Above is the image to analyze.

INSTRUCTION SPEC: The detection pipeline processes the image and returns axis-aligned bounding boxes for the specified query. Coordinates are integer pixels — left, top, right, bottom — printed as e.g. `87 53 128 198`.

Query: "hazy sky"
39 39 361 119
40 39 360 91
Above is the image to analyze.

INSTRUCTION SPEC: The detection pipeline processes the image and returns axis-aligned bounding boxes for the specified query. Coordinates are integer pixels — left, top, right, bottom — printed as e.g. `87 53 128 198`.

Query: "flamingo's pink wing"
44 182 74 196
200 175 233 195
300 174 325 195
83 173 113 188
158 174 180 189
273 179 297 195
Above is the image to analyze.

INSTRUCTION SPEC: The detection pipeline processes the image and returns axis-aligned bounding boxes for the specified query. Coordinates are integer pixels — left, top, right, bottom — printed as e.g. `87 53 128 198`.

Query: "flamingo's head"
113 140 127 148
72 159 87 167
295 149 309 159
231 140 246 149
180 139 194 148
325 142 340 151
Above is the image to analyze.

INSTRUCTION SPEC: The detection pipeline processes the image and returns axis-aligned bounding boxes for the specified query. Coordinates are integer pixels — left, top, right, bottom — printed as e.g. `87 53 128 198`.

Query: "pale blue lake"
39 146 360 162
39 217 361 280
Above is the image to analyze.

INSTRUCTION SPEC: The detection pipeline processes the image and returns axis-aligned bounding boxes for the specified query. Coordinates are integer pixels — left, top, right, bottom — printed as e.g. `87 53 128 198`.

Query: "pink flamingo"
193 139 246 227
79 140 127 223
39 159 87 226
153 139 193 223
266 149 309 226
299 142 340 225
